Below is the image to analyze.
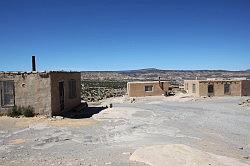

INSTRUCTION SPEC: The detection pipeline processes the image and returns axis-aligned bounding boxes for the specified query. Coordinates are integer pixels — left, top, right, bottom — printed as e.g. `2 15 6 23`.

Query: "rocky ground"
0 95 250 166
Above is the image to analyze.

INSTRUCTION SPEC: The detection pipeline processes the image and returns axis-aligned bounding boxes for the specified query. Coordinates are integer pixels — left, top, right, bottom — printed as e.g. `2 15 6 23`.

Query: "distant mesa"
121 68 160 73
118 68 248 74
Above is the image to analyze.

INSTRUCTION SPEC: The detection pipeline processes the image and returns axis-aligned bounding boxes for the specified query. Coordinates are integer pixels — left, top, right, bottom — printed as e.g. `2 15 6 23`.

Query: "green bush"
22 106 35 117
7 106 22 117
0 112 5 117
7 106 35 117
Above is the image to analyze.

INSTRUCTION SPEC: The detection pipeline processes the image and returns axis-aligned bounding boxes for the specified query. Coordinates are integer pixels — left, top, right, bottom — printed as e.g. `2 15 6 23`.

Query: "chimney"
32 55 36 71
159 76 164 90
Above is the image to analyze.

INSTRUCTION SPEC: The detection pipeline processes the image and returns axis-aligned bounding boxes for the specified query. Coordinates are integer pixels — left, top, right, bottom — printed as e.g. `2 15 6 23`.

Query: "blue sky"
0 0 249 71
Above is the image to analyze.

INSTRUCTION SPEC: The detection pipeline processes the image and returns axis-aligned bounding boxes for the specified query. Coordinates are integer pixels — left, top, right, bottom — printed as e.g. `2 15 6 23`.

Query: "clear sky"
0 0 249 71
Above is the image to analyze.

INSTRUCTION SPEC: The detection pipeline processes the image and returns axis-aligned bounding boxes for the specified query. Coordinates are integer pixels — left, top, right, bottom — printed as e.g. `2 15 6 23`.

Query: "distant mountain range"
81 68 250 74
118 68 250 73
81 68 250 82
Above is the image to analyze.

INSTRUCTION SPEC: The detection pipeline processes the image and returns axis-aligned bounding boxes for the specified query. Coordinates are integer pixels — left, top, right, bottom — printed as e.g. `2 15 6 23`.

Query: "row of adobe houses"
0 57 250 116
127 79 250 97
1 72 249 116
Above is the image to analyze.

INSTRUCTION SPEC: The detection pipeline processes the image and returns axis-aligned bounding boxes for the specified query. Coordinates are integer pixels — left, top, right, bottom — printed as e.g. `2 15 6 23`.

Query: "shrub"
7 105 35 117
7 106 22 117
22 106 35 117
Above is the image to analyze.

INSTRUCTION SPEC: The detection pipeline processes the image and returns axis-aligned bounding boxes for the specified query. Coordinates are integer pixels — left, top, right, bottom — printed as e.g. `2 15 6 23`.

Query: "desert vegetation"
7 106 35 117
81 80 127 102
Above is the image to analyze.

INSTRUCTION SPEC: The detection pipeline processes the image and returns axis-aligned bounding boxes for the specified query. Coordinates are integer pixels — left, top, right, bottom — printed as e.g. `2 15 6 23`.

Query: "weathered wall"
199 81 241 97
241 80 250 96
184 80 200 97
0 73 16 113
185 80 243 97
127 81 169 97
225 81 241 96
50 72 81 115
198 82 208 97
0 73 51 115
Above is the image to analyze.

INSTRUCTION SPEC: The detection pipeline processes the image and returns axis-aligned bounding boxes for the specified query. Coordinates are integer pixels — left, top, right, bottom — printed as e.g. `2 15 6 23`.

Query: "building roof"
127 81 169 84
0 71 80 75
184 79 248 82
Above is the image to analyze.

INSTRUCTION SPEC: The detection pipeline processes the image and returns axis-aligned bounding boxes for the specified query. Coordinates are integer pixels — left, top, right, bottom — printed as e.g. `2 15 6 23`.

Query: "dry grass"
0 116 98 129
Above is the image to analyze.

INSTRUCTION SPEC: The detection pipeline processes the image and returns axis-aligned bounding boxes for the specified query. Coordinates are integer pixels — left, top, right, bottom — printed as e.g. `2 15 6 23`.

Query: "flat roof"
0 71 80 75
128 81 169 84
184 79 248 82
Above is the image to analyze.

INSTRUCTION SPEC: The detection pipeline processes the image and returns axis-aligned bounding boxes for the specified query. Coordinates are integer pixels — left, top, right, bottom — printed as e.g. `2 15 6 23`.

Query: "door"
59 81 64 111
224 84 231 95
208 84 214 96
0 81 15 107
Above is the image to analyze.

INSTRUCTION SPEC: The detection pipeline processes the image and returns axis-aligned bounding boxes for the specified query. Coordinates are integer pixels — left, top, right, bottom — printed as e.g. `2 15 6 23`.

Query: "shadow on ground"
60 106 107 119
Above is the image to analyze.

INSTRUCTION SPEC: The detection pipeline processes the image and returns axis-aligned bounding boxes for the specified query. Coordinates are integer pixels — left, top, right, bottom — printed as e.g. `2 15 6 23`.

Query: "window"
192 84 196 93
208 84 214 93
186 83 188 90
0 81 15 106
224 84 230 95
145 85 153 92
68 79 77 99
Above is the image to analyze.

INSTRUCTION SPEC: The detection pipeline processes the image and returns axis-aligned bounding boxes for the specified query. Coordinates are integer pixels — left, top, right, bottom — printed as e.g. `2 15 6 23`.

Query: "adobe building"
127 81 170 97
0 71 81 116
184 79 250 97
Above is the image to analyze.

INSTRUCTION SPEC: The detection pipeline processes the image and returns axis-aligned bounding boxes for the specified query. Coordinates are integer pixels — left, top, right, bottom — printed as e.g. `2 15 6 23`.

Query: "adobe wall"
185 80 242 97
127 81 169 97
184 80 200 97
241 80 250 96
199 81 241 97
198 82 208 97
50 72 81 115
0 73 51 115
226 81 241 96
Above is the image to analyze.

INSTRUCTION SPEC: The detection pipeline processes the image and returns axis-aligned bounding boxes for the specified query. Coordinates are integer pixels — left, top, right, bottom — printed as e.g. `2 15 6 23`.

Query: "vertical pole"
32 56 36 71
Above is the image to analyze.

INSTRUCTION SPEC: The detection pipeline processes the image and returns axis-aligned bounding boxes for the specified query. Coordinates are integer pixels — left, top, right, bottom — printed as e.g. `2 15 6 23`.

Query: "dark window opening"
224 84 230 95
208 84 214 94
145 85 153 92
0 81 15 107
192 84 196 93
59 81 65 111
69 79 77 99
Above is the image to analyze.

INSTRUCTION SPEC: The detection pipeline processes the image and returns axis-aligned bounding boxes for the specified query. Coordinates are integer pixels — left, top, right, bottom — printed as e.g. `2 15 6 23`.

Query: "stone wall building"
184 79 250 97
127 81 170 97
0 71 81 116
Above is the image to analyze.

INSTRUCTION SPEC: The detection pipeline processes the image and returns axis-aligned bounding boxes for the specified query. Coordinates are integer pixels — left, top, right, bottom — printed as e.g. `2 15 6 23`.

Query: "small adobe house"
127 80 170 97
0 56 81 116
184 79 250 97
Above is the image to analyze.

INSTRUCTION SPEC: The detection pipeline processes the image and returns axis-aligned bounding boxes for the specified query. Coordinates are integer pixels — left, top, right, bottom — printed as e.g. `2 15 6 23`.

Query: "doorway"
208 84 214 96
59 81 64 111
224 84 231 95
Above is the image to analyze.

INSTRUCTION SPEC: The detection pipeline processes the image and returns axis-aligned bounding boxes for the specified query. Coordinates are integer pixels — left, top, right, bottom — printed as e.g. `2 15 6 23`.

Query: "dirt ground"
0 95 250 166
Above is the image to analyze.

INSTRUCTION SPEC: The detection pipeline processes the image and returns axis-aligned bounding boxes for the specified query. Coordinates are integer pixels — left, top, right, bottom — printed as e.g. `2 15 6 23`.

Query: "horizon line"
1 68 249 73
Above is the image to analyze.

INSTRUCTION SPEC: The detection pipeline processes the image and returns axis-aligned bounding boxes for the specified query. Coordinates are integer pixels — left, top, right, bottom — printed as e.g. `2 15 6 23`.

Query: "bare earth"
0 95 250 166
